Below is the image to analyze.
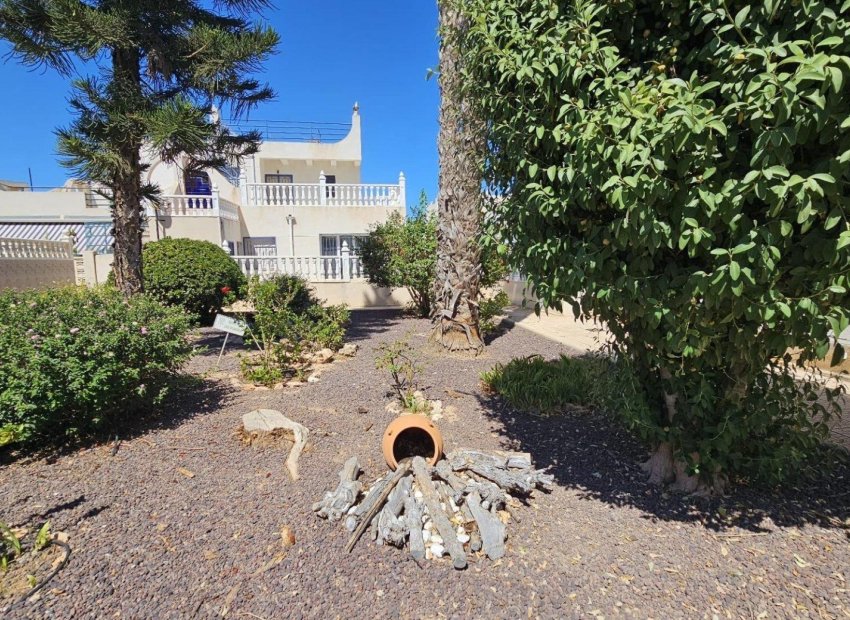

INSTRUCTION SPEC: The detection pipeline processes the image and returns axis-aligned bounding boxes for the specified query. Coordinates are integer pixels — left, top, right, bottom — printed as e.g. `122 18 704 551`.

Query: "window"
320 235 368 256
325 174 336 198
243 236 278 256
265 173 293 184
184 171 212 195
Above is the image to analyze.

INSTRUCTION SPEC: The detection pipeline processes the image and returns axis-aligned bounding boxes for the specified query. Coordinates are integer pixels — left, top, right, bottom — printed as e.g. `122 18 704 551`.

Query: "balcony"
240 172 405 209
147 190 240 221
232 254 364 281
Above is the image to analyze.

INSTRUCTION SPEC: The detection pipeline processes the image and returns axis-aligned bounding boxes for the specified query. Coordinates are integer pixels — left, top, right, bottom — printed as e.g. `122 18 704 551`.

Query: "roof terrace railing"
225 119 352 143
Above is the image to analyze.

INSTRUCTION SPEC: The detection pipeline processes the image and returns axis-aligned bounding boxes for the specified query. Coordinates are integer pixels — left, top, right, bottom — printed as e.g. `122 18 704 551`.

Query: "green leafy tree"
460 0 850 490
359 191 439 317
0 0 278 296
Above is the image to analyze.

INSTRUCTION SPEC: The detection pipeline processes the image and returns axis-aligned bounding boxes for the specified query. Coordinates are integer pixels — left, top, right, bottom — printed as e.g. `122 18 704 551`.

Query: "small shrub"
242 275 349 385
0 523 21 572
0 286 193 445
375 338 424 409
479 290 510 334
140 237 246 324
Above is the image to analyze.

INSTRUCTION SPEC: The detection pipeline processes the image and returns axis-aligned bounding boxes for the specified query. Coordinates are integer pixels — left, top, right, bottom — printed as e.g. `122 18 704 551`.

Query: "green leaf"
830 343 845 367
547 166 557 182
729 261 741 281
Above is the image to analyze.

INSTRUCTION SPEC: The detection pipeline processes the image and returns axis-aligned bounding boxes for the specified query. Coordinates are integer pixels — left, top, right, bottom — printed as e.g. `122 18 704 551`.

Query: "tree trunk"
431 0 485 354
110 47 145 297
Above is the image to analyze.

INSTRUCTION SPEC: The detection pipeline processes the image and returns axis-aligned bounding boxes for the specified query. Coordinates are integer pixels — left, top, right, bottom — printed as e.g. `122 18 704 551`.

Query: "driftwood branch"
467 491 506 560
412 456 467 570
346 461 411 553
312 456 361 521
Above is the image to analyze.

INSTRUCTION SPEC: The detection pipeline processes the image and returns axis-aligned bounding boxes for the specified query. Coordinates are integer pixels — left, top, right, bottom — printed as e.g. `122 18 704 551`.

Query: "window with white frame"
319 235 368 256
243 236 278 256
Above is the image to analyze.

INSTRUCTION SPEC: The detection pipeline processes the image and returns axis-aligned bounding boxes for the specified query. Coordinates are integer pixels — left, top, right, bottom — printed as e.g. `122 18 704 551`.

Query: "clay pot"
381 414 444 470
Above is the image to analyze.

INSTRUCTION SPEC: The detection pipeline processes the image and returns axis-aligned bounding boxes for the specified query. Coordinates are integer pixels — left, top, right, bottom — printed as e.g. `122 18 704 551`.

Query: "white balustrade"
150 195 240 221
244 183 402 207
0 237 74 260
231 255 364 282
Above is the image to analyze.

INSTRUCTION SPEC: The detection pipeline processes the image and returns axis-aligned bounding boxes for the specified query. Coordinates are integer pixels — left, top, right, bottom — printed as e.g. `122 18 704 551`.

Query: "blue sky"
0 1 440 205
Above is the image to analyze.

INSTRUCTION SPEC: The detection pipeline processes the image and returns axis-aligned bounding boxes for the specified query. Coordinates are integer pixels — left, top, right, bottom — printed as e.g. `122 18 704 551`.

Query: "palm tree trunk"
431 0 485 353
110 47 145 297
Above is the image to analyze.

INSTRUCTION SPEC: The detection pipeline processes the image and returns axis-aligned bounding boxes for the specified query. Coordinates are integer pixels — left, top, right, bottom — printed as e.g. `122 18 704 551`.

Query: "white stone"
429 534 443 545
242 409 292 433
422 530 430 544
430 543 445 558
457 533 470 544
338 343 359 357
425 548 433 561
307 375 320 383
347 505 357 515
413 490 423 500
482 500 491 510
423 521 433 531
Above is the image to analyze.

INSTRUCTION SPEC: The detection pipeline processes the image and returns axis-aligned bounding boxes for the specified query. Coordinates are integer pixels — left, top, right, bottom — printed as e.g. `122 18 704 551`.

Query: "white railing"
240 171 406 209
232 255 364 281
0 237 74 260
149 188 240 222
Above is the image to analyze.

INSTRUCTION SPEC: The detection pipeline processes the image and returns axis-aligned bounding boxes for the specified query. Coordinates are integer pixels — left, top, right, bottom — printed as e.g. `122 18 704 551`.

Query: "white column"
220 240 232 255
239 169 249 206
319 170 327 206
341 238 350 281
398 171 406 212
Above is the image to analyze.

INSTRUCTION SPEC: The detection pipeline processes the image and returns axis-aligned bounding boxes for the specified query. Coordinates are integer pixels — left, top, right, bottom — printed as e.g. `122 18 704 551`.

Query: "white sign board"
213 313 248 337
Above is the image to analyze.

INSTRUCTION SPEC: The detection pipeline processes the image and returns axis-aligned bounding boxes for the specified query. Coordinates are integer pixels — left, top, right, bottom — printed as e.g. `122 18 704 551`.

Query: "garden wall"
0 238 77 290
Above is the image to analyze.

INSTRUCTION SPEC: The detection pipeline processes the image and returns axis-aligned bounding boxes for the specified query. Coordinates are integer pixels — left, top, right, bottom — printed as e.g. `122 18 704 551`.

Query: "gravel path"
1 310 848 619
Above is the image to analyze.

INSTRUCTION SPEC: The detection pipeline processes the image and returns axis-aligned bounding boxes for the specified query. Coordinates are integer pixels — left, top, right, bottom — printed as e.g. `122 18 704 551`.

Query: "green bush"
0 287 192 446
141 237 245 324
479 290 510 334
242 275 350 385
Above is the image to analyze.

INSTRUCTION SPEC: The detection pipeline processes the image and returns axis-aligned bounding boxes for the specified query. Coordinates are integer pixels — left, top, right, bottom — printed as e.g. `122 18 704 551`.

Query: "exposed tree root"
642 443 727 497
430 317 484 354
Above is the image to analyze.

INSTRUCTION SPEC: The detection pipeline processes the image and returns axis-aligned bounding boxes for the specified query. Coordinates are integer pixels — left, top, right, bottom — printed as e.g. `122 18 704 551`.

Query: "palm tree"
432 0 485 353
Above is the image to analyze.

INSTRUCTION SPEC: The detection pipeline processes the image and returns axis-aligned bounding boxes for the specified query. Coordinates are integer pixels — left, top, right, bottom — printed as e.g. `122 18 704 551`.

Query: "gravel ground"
1 310 849 619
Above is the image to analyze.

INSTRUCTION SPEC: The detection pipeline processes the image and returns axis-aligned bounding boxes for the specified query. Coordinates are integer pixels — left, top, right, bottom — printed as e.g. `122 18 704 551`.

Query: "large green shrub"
0 287 192 446
461 0 850 488
359 191 508 317
141 237 245 324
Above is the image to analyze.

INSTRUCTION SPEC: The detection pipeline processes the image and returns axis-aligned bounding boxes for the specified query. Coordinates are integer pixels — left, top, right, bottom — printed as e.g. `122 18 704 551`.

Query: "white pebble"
414 490 423 500
422 530 431 544
482 500 491 510
425 548 433 560
449 499 459 512
424 521 433 531
457 533 470 544
429 534 443 545
347 505 357 515
430 543 445 558
440 502 446 511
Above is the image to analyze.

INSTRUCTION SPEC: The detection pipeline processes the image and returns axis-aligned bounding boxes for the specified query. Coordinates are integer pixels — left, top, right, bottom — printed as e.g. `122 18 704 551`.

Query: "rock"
457 533 470 544
414 490 424 501
422 530 431 544
424 521 433 531
273 382 284 390
338 343 359 357
307 375 320 383
430 543 445 558
241 409 309 481
314 348 335 364
429 534 443 545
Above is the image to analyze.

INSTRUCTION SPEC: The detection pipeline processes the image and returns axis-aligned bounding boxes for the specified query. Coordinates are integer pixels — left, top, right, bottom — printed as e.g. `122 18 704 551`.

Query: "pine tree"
0 0 279 295
432 0 486 353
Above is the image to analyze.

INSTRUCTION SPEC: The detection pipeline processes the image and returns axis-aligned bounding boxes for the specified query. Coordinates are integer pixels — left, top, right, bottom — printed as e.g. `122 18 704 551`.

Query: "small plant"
376 339 424 408
481 354 633 416
33 523 51 552
241 275 349 386
479 290 510 334
0 522 21 572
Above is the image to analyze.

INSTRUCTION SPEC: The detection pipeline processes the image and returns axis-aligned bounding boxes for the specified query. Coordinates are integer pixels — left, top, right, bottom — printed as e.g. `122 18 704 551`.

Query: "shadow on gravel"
476 392 850 534
0 377 233 466
190 329 253 359
346 309 405 342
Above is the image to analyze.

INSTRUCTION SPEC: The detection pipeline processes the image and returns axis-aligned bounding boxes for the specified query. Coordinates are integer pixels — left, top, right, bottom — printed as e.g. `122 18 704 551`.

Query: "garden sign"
213 313 249 368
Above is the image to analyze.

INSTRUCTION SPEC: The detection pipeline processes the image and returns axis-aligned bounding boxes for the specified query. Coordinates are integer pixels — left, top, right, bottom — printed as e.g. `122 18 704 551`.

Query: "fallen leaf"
721 546 728 557
280 526 295 548
177 467 196 479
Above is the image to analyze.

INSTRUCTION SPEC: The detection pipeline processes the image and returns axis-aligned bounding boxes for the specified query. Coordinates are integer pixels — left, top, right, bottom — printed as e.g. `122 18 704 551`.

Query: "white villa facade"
0 105 410 306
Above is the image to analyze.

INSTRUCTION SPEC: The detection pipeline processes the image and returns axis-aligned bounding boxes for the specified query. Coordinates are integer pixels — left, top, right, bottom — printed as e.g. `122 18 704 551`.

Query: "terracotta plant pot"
381 414 444 470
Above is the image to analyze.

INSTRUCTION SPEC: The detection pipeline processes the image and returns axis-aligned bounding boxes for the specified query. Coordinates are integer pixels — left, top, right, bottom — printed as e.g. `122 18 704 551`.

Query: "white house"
0 105 410 306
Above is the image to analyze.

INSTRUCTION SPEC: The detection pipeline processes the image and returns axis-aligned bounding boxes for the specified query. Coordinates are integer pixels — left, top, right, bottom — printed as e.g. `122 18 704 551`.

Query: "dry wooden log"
466 491 505 560
458 503 483 552
448 451 553 494
404 495 426 561
434 460 466 502
345 474 391 532
312 456 362 521
242 409 309 481
376 475 411 547
411 456 467 570
345 461 411 553
447 449 532 470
